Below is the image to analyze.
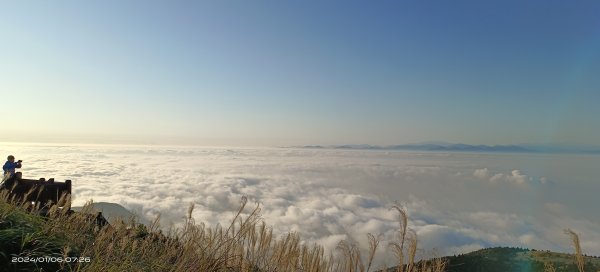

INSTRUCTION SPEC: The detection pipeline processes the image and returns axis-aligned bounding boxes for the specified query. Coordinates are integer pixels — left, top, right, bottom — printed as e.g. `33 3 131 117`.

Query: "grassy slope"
0 201 74 271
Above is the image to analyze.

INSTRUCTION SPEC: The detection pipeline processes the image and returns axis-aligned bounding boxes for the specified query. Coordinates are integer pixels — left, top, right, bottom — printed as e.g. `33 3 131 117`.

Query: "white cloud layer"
2 143 599 263
474 168 544 185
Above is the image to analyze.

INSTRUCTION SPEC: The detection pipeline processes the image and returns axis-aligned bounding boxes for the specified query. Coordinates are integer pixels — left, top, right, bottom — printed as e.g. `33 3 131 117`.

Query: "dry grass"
0 188 450 272
2 187 590 272
544 262 557 272
387 203 446 272
0 159 596 272
333 202 446 272
565 229 585 272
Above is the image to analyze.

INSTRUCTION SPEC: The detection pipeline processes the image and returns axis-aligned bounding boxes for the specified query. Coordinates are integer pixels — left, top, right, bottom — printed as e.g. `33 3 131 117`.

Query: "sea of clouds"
2 143 599 264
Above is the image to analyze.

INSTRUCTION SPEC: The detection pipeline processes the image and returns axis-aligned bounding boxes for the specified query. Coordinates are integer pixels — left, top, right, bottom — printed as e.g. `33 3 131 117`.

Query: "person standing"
3 155 22 178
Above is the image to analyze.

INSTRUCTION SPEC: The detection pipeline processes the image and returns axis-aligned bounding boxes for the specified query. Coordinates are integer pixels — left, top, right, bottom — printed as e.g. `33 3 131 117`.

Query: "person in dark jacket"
3 155 22 177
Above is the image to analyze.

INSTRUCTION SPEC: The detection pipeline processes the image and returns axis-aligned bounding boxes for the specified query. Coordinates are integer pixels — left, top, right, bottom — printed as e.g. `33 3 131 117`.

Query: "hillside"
441 247 600 272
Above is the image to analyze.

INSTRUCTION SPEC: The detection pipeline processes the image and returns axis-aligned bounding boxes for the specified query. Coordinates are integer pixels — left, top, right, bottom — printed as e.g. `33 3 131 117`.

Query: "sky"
1 1 600 146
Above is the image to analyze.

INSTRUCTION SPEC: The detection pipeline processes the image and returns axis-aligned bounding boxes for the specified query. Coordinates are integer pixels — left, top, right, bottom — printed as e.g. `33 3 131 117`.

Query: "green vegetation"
0 201 71 271
438 247 600 272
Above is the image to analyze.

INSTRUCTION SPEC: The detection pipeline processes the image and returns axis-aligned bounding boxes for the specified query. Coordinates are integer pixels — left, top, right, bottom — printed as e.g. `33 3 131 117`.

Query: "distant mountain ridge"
293 143 600 154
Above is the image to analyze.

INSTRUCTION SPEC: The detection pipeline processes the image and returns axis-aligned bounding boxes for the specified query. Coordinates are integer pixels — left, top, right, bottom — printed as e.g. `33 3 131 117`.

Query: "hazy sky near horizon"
1 1 600 146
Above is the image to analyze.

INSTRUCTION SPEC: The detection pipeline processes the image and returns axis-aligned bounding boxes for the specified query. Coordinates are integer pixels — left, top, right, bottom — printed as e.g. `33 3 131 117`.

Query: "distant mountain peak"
293 143 600 154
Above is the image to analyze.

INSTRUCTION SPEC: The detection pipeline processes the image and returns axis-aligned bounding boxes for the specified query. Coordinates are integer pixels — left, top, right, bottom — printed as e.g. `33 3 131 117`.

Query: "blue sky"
1 1 599 146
